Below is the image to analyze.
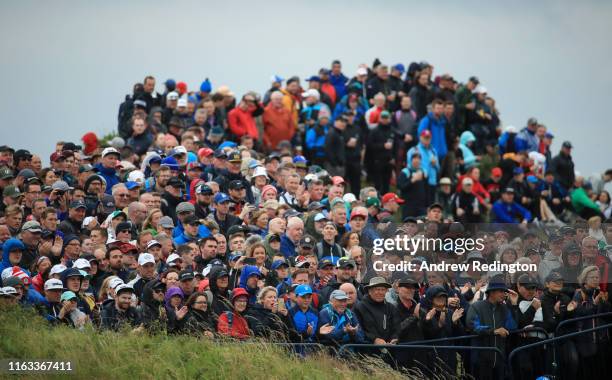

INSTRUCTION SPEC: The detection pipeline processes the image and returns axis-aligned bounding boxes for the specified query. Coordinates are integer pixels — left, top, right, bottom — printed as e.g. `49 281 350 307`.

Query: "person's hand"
552 198 561 205
602 291 609 302
430 157 437 166
541 190 549 197
204 330 215 339
86 218 99 230
373 338 387 345
307 323 314 336
494 327 509 337
347 138 357 148
448 296 460 308
473 207 480 215
319 324 334 335
452 308 464 323
259 266 269 277
384 141 392 150
257 279 265 289
51 237 63 256
404 134 413 143
521 196 529 205
456 208 465 217
344 324 358 335
475 278 486 292
507 289 519 305
461 283 471 295
76 314 88 327
175 306 188 320
531 298 541 310
414 303 421 318
389 339 398 344
387 93 396 102
234 256 246 271
425 308 437 321
564 196 571 203
567 300 578 312
466 102 476 111
554 300 561 314
38 240 52 255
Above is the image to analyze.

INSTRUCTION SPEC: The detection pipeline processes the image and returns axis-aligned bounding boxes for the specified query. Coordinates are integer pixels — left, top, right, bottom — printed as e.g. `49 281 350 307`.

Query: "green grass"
0 306 405 380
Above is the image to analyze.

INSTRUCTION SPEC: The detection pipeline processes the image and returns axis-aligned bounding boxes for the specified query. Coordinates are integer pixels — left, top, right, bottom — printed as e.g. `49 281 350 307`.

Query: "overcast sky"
1 0 610 174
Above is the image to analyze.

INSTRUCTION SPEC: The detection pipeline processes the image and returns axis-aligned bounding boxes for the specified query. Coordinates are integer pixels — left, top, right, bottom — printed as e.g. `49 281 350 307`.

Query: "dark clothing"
161 191 183 222
319 277 363 306
550 151 575 191
100 300 142 331
397 167 428 218
245 304 295 341
324 126 346 168
57 218 82 236
181 308 216 336
354 295 399 343
139 280 167 331
365 122 394 194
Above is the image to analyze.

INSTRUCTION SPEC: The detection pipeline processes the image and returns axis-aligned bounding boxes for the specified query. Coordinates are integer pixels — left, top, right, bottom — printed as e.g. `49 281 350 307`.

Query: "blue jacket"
329 73 349 99
94 163 120 194
317 303 365 344
239 265 262 304
0 238 29 276
332 96 367 121
417 112 448 158
289 305 319 341
280 234 297 259
459 131 477 169
515 127 538 152
492 200 532 223
172 223 212 243
408 143 439 186
305 124 328 158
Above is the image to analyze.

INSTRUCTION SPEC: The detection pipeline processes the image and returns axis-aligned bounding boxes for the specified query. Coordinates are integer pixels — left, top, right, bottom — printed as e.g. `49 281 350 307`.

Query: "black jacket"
541 289 573 333
550 152 575 190
343 122 364 161
161 191 183 222
319 277 364 306
100 300 142 331
245 304 295 341
324 126 346 167
138 280 167 331
208 266 232 316
181 308 216 336
395 299 423 343
365 123 394 163
354 295 399 342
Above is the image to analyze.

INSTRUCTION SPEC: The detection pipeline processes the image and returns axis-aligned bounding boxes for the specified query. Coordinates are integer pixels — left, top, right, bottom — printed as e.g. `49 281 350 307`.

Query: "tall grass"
0 306 405 380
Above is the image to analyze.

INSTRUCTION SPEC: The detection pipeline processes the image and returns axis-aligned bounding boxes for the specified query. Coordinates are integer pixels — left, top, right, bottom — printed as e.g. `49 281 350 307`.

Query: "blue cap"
295 284 313 297
161 156 179 171
320 256 340 265
218 141 237 150
513 167 524 175
306 75 321 82
271 259 289 270
248 159 260 169
545 132 554 139
125 181 140 190
200 78 212 93
393 63 406 73
526 175 538 184
229 252 243 262
164 79 176 89
293 155 308 164
213 192 231 204
271 75 284 83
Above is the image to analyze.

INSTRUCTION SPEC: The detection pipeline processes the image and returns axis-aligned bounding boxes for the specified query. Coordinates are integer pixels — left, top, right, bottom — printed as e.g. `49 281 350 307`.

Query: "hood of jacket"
142 279 164 308
239 265 262 290
460 131 476 145
164 286 185 309
1 238 25 270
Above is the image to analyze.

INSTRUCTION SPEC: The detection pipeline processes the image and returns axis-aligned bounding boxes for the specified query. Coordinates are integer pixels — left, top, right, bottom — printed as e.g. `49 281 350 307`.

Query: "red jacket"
217 310 251 339
262 104 295 150
228 106 258 140
456 174 490 205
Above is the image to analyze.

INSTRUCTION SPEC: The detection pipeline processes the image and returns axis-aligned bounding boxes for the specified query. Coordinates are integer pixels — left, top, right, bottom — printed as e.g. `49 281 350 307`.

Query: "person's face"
275 266 289 279
582 239 599 261
102 154 119 169
246 275 259 289
518 284 536 300
215 235 227 253
215 201 230 215
201 240 218 258
109 250 123 269
25 184 41 205
229 236 245 252
253 247 266 265
308 184 324 201
21 230 41 247
286 177 299 193
157 171 171 188
192 295 208 312
501 192 514 203
6 212 23 229
331 298 348 313
350 216 365 232
184 222 199 236
322 225 337 240
140 262 156 279
132 119 146 135
46 289 62 303
180 278 195 294
397 285 416 301
488 290 506 304
169 295 182 308
234 296 248 312
566 252 580 267
585 270 600 289
262 291 277 310
66 276 81 292
332 208 347 225
287 221 304 242
427 207 442 222
547 280 564 293
444 104 455 117
114 189 130 208
8 249 22 265
432 295 447 309
165 273 179 288
216 275 229 290
64 239 81 259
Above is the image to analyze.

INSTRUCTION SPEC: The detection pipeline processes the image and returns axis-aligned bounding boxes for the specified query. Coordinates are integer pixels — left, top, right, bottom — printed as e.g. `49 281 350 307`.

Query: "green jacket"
571 187 599 213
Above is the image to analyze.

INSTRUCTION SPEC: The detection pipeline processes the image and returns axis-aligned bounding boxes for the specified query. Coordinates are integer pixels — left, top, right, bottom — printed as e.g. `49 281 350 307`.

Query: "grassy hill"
0 306 405 380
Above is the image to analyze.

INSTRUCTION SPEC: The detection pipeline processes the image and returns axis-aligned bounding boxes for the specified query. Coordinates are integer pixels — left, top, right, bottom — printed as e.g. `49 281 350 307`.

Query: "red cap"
350 208 368 221
231 287 249 302
382 192 405 204
50 152 64 163
332 176 345 186
198 147 214 158
420 130 432 138
491 167 502 177
176 81 188 95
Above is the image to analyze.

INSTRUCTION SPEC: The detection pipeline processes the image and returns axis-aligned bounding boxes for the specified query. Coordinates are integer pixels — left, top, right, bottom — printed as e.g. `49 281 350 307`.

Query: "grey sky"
1 0 610 174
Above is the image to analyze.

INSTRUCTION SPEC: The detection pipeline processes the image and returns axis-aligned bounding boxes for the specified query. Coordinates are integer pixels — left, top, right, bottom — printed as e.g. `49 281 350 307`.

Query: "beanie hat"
81 132 99 155
200 78 212 93
1 266 31 286
260 185 278 200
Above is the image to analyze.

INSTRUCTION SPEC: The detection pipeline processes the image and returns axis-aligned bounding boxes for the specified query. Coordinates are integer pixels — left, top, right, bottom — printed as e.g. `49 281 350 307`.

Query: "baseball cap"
17 168 36 180
51 180 71 192
517 274 537 289
228 180 245 190
183 214 200 226
462 177 474 186
60 291 78 302
125 181 141 190
302 89 320 99
365 197 381 208
198 147 214 158
356 67 368 76
350 208 368 220
502 187 515 194
166 253 181 265
3 185 22 199
305 76 321 83
420 129 432 138
73 258 91 270
299 235 315 249
227 151 242 163
491 167 503 177
138 253 156 266
115 284 134 296
439 177 452 185
176 202 195 214
214 192 231 204
382 193 404 204
545 271 564 283
159 216 175 229
44 278 64 291
314 212 328 222
21 220 42 233
271 259 289 270
69 200 87 209
513 167 524 175
196 184 213 195
562 141 573 149
336 257 356 269
146 240 162 250
318 259 334 269
179 270 195 281
295 284 313 297
380 110 391 119
101 147 120 158
167 177 184 188
49 264 67 276
330 289 348 300
0 167 14 180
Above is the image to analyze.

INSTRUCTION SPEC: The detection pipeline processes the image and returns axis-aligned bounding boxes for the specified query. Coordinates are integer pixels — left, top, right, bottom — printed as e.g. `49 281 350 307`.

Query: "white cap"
356 67 368 76
81 216 96 229
252 166 268 178
166 253 181 265
173 146 188 155
342 193 357 203
109 276 124 290
138 253 156 266
101 147 120 158
119 160 136 171
49 264 67 276
115 283 134 295
44 278 64 291
73 258 91 270
177 98 188 108
127 170 145 184
167 91 179 100
146 240 161 250
462 177 474 186
474 85 487 94
504 125 517 134
302 89 320 100
0 286 18 296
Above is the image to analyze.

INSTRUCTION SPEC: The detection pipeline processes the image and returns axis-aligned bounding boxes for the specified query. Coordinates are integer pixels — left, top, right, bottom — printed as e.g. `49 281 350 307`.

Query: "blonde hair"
578 265 599 286
256 286 277 304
